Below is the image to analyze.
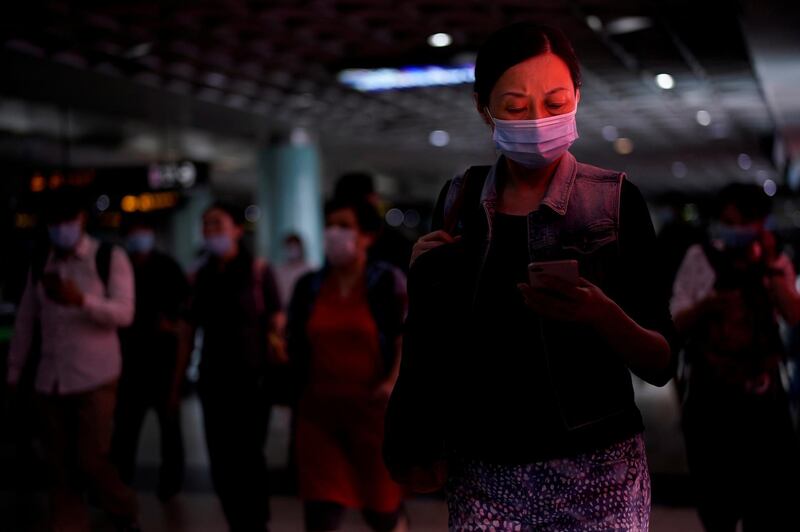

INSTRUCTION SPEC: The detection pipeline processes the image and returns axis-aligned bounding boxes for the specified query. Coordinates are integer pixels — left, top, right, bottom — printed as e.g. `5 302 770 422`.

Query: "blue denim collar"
480 152 578 217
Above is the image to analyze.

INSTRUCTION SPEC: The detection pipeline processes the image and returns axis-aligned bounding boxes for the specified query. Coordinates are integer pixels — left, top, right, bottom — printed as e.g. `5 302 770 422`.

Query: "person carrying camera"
671 183 800 531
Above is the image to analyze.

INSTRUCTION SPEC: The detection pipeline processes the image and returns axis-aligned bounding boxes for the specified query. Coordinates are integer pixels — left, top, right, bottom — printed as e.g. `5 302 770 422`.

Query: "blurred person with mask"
672 183 800 531
287 197 407 532
191 201 283 532
111 216 191 502
6 191 139 531
333 172 413 272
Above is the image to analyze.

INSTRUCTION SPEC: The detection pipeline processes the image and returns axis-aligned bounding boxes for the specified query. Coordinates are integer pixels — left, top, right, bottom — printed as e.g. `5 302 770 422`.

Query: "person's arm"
410 179 462 267
285 272 316 403
7 272 38 389
374 268 408 400
767 254 800 326
519 180 677 386
82 247 135 328
262 263 288 364
166 260 193 411
520 276 673 384
670 244 720 337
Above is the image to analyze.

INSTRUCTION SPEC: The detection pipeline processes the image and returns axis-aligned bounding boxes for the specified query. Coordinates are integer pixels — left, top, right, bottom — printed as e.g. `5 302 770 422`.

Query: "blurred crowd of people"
6 169 800 532
2 22 800 530
3 172 411 532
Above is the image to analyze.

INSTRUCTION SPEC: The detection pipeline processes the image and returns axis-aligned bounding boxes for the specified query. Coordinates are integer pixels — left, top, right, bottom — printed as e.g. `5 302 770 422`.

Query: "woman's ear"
233 225 245 241
575 88 581 105
474 93 493 128
361 231 377 250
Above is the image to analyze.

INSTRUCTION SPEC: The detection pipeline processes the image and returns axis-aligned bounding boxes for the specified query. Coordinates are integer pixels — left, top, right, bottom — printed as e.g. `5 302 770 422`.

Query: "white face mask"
48 220 82 251
489 108 579 169
324 227 358 267
205 234 234 257
285 243 303 262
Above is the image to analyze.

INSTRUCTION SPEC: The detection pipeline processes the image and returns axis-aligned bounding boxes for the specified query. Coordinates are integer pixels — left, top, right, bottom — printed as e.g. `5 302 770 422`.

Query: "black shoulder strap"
95 242 113 291
443 165 491 236
30 245 51 284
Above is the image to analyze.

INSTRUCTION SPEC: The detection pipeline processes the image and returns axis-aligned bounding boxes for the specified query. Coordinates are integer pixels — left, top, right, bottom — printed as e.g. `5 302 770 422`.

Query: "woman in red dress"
287 197 407 532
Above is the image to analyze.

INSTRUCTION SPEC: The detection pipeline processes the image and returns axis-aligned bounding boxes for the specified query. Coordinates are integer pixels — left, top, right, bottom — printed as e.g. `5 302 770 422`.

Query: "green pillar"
257 129 324 266
170 187 212 271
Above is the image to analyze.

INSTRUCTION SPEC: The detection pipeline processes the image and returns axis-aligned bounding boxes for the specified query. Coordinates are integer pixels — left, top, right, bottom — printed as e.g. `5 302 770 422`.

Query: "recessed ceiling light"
655 73 675 90
696 110 711 126
124 42 152 59
601 125 618 142
605 16 653 35
245 205 261 222
585 16 603 31
96 195 111 212
404 210 421 228
672 161 688 178
428 33 453 48
763 179 777 197
613 137 634 155
738 153 752 170
429 130 450 147
385 208 405 227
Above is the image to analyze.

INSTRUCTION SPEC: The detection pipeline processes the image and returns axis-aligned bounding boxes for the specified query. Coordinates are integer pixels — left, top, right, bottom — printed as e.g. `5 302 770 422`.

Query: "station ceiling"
1 0 798 200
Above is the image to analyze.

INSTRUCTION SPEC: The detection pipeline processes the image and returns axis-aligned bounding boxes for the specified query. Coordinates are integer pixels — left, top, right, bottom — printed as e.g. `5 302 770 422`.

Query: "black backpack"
383 167 490 489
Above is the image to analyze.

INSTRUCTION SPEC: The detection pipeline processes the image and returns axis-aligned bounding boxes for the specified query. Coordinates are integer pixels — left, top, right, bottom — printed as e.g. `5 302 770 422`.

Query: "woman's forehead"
493 53 574 94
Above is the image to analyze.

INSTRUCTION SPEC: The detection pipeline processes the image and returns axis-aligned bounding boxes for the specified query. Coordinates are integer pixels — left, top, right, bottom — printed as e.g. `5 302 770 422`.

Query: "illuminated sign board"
338 65 475 92
148 161 197 189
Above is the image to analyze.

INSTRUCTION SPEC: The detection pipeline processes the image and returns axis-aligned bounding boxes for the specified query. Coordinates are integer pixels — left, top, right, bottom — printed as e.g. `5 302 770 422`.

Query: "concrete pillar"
169 186 212 271
257 129 324 266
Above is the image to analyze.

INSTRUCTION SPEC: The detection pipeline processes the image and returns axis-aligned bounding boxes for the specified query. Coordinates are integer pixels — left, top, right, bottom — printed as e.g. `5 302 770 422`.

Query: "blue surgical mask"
710 223 760 249
488 108 579 169
48 220 83 251
205 234 234 257
126 232 155 254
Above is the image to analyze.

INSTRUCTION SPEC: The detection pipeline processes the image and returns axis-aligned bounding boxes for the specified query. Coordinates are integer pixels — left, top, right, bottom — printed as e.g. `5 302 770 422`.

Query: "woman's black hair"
204 200 246 226
324 197 382 235
42 188 87 224
474 22 582 107
717 183 772 223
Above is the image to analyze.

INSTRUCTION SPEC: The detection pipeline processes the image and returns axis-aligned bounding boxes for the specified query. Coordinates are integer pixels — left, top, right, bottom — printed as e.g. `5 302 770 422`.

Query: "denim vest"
444 153 639 431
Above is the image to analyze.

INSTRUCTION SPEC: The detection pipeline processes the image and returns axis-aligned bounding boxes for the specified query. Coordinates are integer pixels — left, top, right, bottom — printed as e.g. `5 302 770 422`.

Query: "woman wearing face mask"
191 201 284 532
287 198 408 532
385 23 678 530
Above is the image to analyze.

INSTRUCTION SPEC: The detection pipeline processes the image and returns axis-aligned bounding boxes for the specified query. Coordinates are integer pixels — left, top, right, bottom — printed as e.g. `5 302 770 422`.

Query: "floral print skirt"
446 434 650 531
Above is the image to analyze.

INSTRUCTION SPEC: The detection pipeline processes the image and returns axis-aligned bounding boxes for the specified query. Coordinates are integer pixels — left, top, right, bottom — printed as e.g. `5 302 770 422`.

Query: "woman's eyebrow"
501 87 569 98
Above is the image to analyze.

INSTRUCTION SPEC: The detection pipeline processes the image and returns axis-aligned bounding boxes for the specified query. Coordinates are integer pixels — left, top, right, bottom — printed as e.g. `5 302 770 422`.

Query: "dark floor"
1 379 705 531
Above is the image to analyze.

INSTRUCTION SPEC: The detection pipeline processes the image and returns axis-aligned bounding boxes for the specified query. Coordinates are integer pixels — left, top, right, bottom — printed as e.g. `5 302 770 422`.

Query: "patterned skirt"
446 434 650 531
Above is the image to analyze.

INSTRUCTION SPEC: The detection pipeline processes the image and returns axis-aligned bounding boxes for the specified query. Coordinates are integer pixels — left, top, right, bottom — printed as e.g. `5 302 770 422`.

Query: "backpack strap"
30 245 51 285
95 242 113 294
442 165 491 236
251 258 267 315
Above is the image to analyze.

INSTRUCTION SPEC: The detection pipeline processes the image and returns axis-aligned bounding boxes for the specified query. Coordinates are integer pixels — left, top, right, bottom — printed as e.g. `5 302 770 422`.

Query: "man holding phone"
7 191 140 531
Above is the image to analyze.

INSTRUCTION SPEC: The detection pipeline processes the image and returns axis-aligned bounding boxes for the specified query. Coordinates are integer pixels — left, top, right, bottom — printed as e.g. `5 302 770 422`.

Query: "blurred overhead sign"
338 65 475 92
148 161 197 189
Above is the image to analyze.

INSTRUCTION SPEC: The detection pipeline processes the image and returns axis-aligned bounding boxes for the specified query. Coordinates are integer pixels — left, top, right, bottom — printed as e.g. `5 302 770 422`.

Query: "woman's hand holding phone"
519 261 611 325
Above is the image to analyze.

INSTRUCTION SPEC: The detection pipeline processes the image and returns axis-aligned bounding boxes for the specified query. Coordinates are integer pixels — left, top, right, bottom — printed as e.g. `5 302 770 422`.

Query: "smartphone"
528 260 579 288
